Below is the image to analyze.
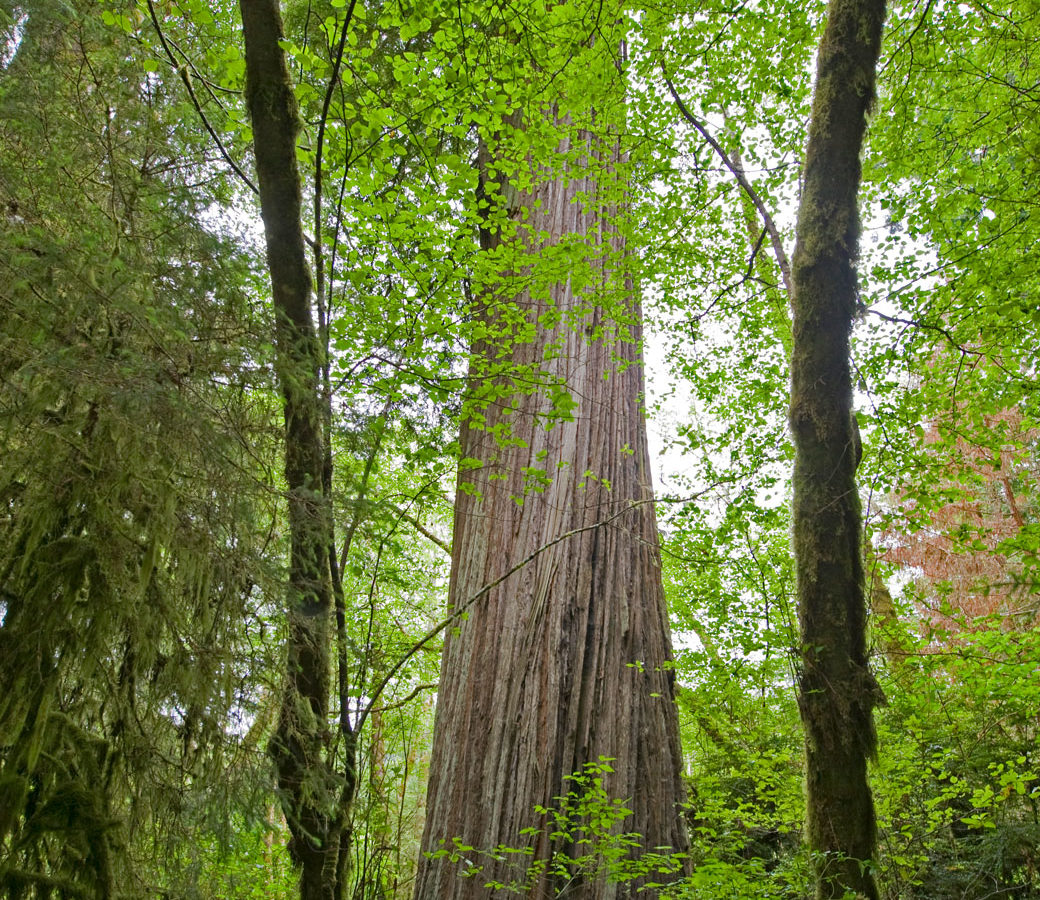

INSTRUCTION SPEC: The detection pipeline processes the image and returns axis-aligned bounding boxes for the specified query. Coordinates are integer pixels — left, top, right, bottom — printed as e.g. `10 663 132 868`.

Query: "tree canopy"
2 0 1039 898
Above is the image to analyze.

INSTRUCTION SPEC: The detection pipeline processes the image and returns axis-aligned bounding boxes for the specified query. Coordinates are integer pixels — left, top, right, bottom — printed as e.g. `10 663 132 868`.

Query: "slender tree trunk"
240 4 339 898
789 0 887 896
413 107 690 899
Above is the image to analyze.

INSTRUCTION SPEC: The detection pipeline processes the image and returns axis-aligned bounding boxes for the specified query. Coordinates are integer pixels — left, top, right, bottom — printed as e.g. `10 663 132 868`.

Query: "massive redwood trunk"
413 108 690 898
789 0 887 896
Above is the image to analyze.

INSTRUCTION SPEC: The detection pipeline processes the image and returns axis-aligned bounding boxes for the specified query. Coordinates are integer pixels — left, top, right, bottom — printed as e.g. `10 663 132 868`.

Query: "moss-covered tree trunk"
789 0 887 897
412 108 690 900
240 4 341 898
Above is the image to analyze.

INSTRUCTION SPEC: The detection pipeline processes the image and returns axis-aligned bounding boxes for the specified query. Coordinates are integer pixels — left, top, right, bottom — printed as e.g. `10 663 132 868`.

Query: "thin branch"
145 16 238 105
145 0 258 195
335 409 389 744
356 487 718 732
880 0 937 75
312 0 359 371
745 226 768 280
864 307 985 358
358 499 647 733
371 682 438 715
661 65 792 296
386 503 451 555
337 406 392 577
313 0 359 258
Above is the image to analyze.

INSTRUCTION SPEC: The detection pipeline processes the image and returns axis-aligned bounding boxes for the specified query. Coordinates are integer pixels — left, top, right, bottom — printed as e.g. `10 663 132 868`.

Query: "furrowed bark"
239 4 338 897
789 0 887 896
413 107 690 899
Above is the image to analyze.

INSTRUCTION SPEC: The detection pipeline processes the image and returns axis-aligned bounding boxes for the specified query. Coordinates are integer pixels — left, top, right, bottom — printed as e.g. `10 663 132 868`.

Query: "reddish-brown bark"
413 122 690 899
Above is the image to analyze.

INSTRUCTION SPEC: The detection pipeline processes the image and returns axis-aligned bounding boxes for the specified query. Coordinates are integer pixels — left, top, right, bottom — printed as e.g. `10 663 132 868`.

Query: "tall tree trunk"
240 4 339 898
413 109 690 899
789 0 887 896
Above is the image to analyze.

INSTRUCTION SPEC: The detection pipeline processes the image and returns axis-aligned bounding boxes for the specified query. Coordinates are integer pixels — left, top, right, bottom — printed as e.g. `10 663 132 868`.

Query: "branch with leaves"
661 65 792 296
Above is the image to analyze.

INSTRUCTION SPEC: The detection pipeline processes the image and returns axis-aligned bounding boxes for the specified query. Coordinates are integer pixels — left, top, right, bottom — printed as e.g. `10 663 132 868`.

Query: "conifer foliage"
0 2 279 895
3 1 1040 899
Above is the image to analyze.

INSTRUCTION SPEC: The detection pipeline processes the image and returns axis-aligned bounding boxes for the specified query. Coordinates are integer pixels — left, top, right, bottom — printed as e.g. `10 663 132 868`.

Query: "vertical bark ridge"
415 115 689 899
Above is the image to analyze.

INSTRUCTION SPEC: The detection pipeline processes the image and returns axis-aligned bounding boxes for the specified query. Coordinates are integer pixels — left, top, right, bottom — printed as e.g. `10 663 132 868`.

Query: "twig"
312 0 359 348
879 0 937 75
386 503 452 555
661 65 792 296
371 682 438 714
356 485 720 732
145 0 258 195
864 307 985 358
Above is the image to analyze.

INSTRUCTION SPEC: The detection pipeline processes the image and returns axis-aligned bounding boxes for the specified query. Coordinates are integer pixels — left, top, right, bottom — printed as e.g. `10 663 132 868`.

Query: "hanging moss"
0 3 283 894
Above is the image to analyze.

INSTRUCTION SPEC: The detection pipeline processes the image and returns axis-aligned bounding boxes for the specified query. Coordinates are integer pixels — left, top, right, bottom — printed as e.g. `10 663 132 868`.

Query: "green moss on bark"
240 4 343 898
789 0 887 896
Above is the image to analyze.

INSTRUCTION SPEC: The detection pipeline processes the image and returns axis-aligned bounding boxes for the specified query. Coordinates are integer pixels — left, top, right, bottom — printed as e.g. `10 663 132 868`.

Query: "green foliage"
428 760 688 895
663 501 808 899
177 818 299 900
3 0 1040 896
0 1 282 894
871 614 1040 899
858 0 1040 518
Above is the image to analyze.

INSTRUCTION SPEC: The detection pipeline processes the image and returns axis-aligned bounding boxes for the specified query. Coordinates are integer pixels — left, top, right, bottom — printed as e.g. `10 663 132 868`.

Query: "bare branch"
371 682 438 715
386 503 452 555
356 486 719 733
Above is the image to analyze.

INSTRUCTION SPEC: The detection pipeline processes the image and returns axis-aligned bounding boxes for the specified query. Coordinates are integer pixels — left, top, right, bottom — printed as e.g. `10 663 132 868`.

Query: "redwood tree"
788 0 887 896
412 19 690 900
